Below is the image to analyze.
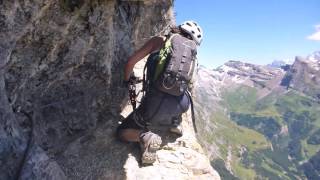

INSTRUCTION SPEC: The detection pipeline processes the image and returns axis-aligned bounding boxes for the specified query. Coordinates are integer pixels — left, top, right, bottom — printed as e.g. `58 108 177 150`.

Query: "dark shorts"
116 88 190 135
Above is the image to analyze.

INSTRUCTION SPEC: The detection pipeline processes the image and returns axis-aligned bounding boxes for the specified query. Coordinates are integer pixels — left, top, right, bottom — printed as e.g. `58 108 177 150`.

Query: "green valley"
218 86 320 179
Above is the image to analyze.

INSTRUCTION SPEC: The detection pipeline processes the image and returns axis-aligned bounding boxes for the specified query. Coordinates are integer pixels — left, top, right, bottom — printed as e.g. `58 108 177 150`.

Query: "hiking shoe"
169 125 183 136
139 131 162 165
170 116 183 136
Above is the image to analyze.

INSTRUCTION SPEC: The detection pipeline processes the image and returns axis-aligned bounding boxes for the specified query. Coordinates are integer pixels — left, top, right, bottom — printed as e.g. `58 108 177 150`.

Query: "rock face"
284 54 320 100
1 0 219 179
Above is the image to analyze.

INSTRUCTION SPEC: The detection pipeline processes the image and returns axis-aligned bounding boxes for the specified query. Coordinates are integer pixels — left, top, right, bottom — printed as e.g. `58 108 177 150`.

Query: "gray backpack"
153 33 197 96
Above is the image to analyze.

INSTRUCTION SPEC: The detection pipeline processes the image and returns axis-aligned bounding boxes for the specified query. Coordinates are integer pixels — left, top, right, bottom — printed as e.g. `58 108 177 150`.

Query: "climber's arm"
124 36 165 81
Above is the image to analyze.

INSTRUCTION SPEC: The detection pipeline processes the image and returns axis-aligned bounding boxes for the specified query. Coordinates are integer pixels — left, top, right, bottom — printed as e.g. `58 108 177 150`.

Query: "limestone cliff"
285 55 320 100
0 0 219 179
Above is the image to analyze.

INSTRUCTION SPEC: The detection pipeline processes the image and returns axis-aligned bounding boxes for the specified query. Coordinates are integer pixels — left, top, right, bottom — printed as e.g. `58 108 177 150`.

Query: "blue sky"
174 0 320 68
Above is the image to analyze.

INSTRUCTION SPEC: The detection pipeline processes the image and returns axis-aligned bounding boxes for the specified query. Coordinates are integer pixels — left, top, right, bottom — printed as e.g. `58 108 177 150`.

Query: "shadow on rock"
54 116 133 180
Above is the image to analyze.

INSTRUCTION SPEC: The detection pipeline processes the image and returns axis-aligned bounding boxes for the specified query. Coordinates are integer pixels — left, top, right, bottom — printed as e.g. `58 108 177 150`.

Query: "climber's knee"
116 116 144 142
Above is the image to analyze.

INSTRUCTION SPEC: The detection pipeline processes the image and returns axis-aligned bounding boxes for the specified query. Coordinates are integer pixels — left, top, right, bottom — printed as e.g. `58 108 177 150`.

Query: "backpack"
142 34 198 132
150 33 197 96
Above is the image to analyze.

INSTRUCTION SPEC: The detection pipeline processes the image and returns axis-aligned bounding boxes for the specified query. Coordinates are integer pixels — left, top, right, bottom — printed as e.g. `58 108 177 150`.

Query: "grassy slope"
218 85 320 179
276 90 320 160
213 112 269 179
202 111 269 180
197 85 270 179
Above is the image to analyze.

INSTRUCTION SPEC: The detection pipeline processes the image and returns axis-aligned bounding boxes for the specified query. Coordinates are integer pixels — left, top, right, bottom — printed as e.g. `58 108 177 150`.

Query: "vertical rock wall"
0 0 173 179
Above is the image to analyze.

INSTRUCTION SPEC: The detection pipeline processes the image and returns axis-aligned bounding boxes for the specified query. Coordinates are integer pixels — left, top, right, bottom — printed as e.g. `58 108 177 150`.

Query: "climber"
117 21 203 165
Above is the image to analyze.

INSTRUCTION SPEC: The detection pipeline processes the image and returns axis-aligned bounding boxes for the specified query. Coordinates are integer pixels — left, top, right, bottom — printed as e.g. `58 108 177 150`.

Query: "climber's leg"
116 110 147 142
117 128 142 142
116 111 162 165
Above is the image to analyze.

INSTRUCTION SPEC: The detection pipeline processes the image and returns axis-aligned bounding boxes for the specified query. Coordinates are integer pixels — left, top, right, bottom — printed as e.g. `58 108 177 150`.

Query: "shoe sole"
141 135 162 165
169 127 183 136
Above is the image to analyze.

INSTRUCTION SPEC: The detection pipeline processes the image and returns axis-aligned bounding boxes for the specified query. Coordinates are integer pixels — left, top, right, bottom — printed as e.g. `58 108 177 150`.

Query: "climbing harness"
128 75 143 110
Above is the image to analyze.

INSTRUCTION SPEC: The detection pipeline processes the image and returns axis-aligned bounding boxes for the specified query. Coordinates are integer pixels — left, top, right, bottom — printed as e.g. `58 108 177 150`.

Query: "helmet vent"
191 30 195 34
186 22 192 26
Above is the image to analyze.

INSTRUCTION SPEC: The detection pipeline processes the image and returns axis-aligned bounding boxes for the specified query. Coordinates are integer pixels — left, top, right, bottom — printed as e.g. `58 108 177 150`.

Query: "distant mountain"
307 51 320 62
195 51 320 179
267 60 291 68
283 54 320 100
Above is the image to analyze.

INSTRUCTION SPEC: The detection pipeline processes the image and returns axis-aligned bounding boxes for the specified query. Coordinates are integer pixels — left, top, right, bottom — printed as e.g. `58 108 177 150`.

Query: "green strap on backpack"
152 35 175 81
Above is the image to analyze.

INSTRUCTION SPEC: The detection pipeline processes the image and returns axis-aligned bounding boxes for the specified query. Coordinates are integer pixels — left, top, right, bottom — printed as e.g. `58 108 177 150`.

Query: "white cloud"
307 24 320 41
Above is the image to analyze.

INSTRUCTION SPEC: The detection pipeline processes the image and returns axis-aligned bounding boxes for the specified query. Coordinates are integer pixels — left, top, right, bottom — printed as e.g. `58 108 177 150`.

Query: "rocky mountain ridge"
307 51 320 62
197 59 286 102
195 51 320 179
285 52 320 100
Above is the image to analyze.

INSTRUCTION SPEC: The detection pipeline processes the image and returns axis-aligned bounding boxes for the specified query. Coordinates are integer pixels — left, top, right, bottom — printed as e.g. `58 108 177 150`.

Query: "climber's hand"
129 73 138 84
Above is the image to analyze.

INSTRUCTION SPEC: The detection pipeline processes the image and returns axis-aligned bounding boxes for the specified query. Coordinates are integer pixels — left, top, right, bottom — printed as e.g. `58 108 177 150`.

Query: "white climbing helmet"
179 20 203 45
